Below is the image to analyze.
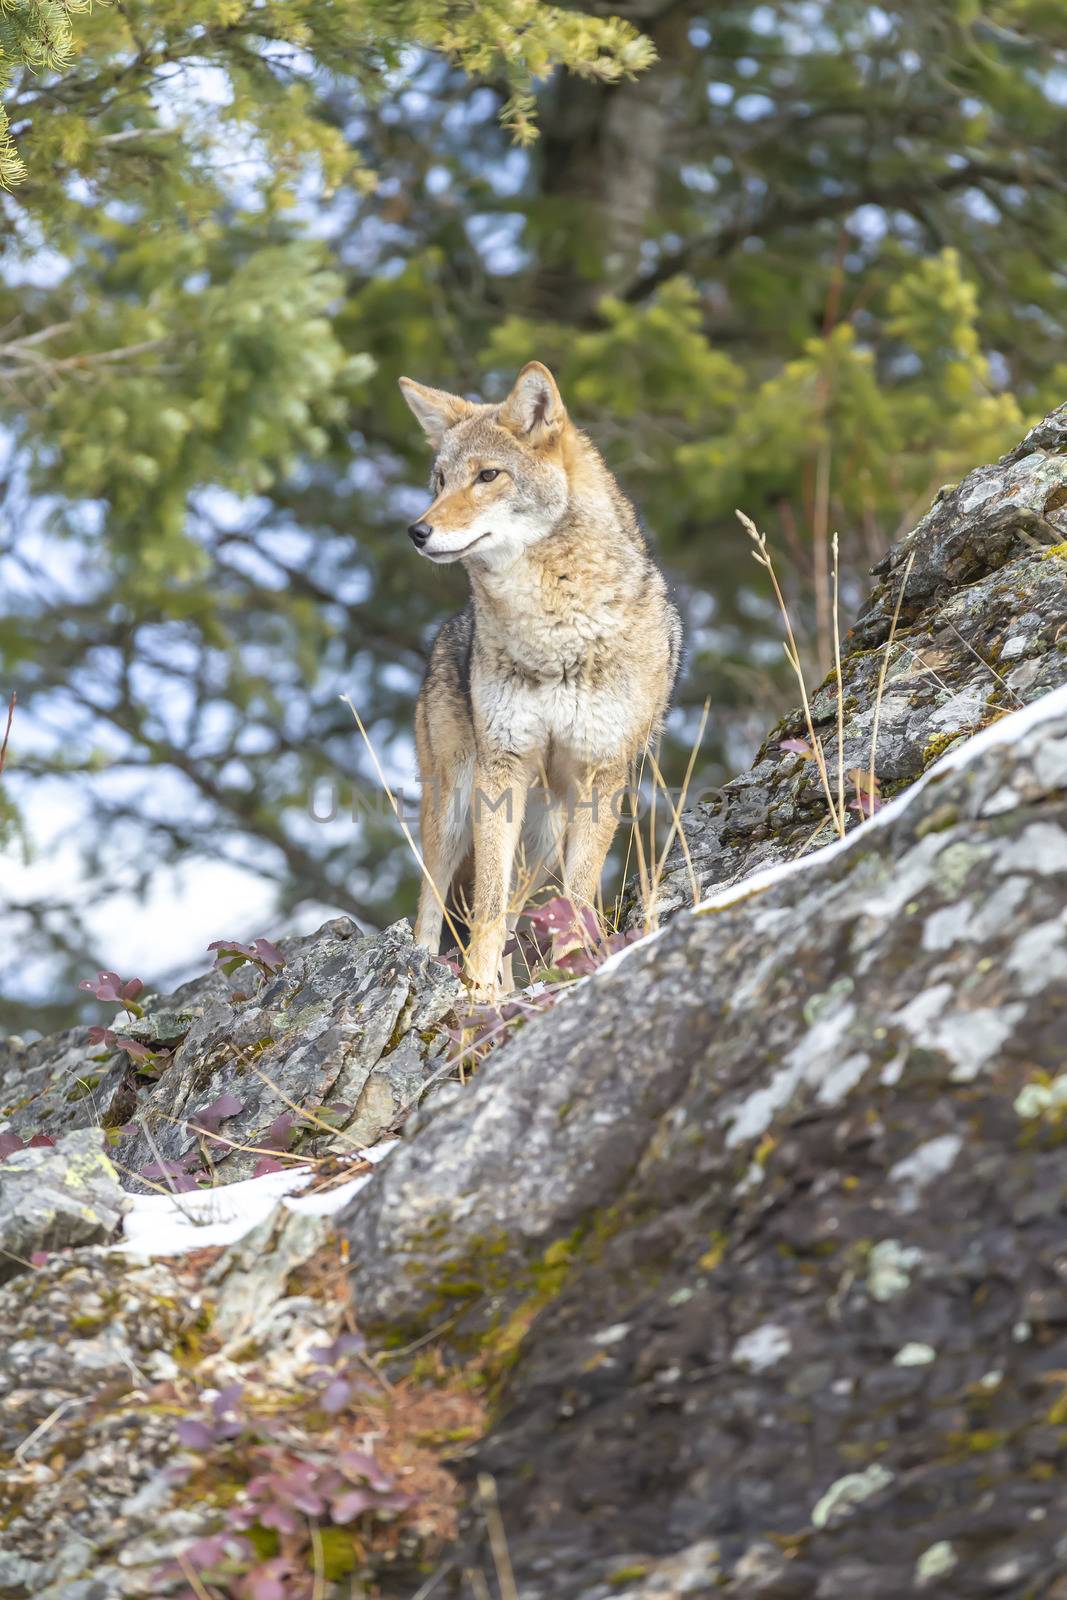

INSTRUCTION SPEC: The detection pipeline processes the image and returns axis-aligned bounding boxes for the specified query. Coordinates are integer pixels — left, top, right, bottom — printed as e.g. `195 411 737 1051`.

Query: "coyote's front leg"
561 757 631 913
466 753 531 996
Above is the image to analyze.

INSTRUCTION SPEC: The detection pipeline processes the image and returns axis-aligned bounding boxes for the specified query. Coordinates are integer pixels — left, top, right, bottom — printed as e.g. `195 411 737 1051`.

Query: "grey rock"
3 916 464 1189
645 403 1067 924
119 916 462 1187
0 1250 207 1595
345 678 1067 1592
0 1129 128 1281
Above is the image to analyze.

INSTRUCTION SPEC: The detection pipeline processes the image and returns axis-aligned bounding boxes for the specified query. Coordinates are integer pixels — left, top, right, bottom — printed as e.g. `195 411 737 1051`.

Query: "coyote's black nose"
408 520 432 548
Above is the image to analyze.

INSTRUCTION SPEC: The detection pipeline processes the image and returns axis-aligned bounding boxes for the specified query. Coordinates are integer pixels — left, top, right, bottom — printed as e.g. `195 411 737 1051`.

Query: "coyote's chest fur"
471 557 637 765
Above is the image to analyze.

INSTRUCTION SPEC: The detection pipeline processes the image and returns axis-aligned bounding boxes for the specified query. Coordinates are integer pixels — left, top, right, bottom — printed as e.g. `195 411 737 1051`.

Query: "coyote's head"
398 362 570 566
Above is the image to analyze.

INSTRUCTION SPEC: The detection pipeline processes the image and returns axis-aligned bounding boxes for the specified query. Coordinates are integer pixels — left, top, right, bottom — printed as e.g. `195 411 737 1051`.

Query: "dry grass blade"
408 1562 455 1600
136 1111 190 1198
156 1111 341 1169
736 509 845 838
831 532 845 829
339 692 467 958
477 1473 519 1600
648 696 709 914
619 730 655 928
941 615 1025 707
646 739 701 913
868 549 916 812
111 1157 195 1200
241 1055 367 1151
1 1242 40 1273
176 1552 216 1600
309 1516 327 1600
0 689 15 778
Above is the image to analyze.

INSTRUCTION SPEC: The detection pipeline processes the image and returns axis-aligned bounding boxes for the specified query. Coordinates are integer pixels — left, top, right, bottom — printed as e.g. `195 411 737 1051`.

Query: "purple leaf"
331 1486 377 1523
258 1501 299 1534
212 1382 244 1419
113 1036 152 1060
263 1112 295 1151
339 1449 393 1492
244 1563 289 1600
30 1250 50 1266
0 1132 24 1160
79 970 123 1001
185 1534 229 1568
192 1091 244 1133
208 937 285 976
321 1377 352 1414
779 737 815 758
251 938 285 971
26 1134 55 1148
252 1154 287 1177
87 1025 117 1047
141 1158 186 1179
175 1418 216 1450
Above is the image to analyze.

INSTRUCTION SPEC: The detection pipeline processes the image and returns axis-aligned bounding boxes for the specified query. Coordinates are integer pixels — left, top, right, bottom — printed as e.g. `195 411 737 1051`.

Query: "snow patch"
119 1141 397 1256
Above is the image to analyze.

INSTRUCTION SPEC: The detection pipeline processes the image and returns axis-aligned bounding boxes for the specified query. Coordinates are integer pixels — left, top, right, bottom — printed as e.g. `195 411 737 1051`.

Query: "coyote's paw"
464 978 500 1006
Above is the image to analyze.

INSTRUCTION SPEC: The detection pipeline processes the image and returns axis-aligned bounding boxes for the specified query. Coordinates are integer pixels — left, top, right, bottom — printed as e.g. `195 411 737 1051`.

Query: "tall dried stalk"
340 693 466 957
737 510 845 839
0 690 15 778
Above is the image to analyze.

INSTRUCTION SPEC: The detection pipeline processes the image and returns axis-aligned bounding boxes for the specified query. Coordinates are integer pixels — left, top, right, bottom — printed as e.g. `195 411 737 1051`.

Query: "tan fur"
400 361 682 996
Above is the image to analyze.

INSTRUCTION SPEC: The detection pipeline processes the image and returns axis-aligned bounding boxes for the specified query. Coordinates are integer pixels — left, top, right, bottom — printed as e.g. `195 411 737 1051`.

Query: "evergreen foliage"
1 0 1065 1027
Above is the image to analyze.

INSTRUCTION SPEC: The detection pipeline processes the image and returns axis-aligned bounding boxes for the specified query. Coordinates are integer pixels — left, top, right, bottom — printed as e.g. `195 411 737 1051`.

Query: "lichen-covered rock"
2 918 463 1189
345 682 1067 1596
647 403 1067 923
0 1129 128 1281
0 1250 210 1596
0 1226 475 1599
118 916 462 1187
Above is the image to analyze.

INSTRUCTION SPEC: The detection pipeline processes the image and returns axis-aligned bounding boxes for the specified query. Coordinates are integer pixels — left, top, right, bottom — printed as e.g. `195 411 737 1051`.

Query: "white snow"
118 1140 397 1256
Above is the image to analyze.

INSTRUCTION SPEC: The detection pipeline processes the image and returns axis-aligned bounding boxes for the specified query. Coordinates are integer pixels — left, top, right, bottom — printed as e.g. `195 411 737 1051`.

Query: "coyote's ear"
398 377 472 448
498 361 565 442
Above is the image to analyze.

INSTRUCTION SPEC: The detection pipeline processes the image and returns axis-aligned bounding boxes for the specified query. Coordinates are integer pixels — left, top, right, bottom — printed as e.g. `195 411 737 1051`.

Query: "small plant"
0 1130 55 1161
79 970 145 1010
208 938 286 979
156 1330 476 1598
78 967 173 1073
741 510 915 843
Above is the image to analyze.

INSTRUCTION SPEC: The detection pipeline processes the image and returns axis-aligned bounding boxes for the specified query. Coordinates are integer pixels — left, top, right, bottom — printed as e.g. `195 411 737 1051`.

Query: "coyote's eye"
476 468 500 484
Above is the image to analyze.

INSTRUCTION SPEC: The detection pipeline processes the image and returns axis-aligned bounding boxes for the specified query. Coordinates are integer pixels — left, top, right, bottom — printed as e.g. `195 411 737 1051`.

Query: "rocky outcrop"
344 681 1067 1595
0 1129 127 1282
2 408 1067 1599
647 404 1067 921
2 918 463 1188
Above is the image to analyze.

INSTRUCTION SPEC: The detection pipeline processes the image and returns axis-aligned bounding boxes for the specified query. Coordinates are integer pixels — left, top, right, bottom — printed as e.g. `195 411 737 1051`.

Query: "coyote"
399 361 682 995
